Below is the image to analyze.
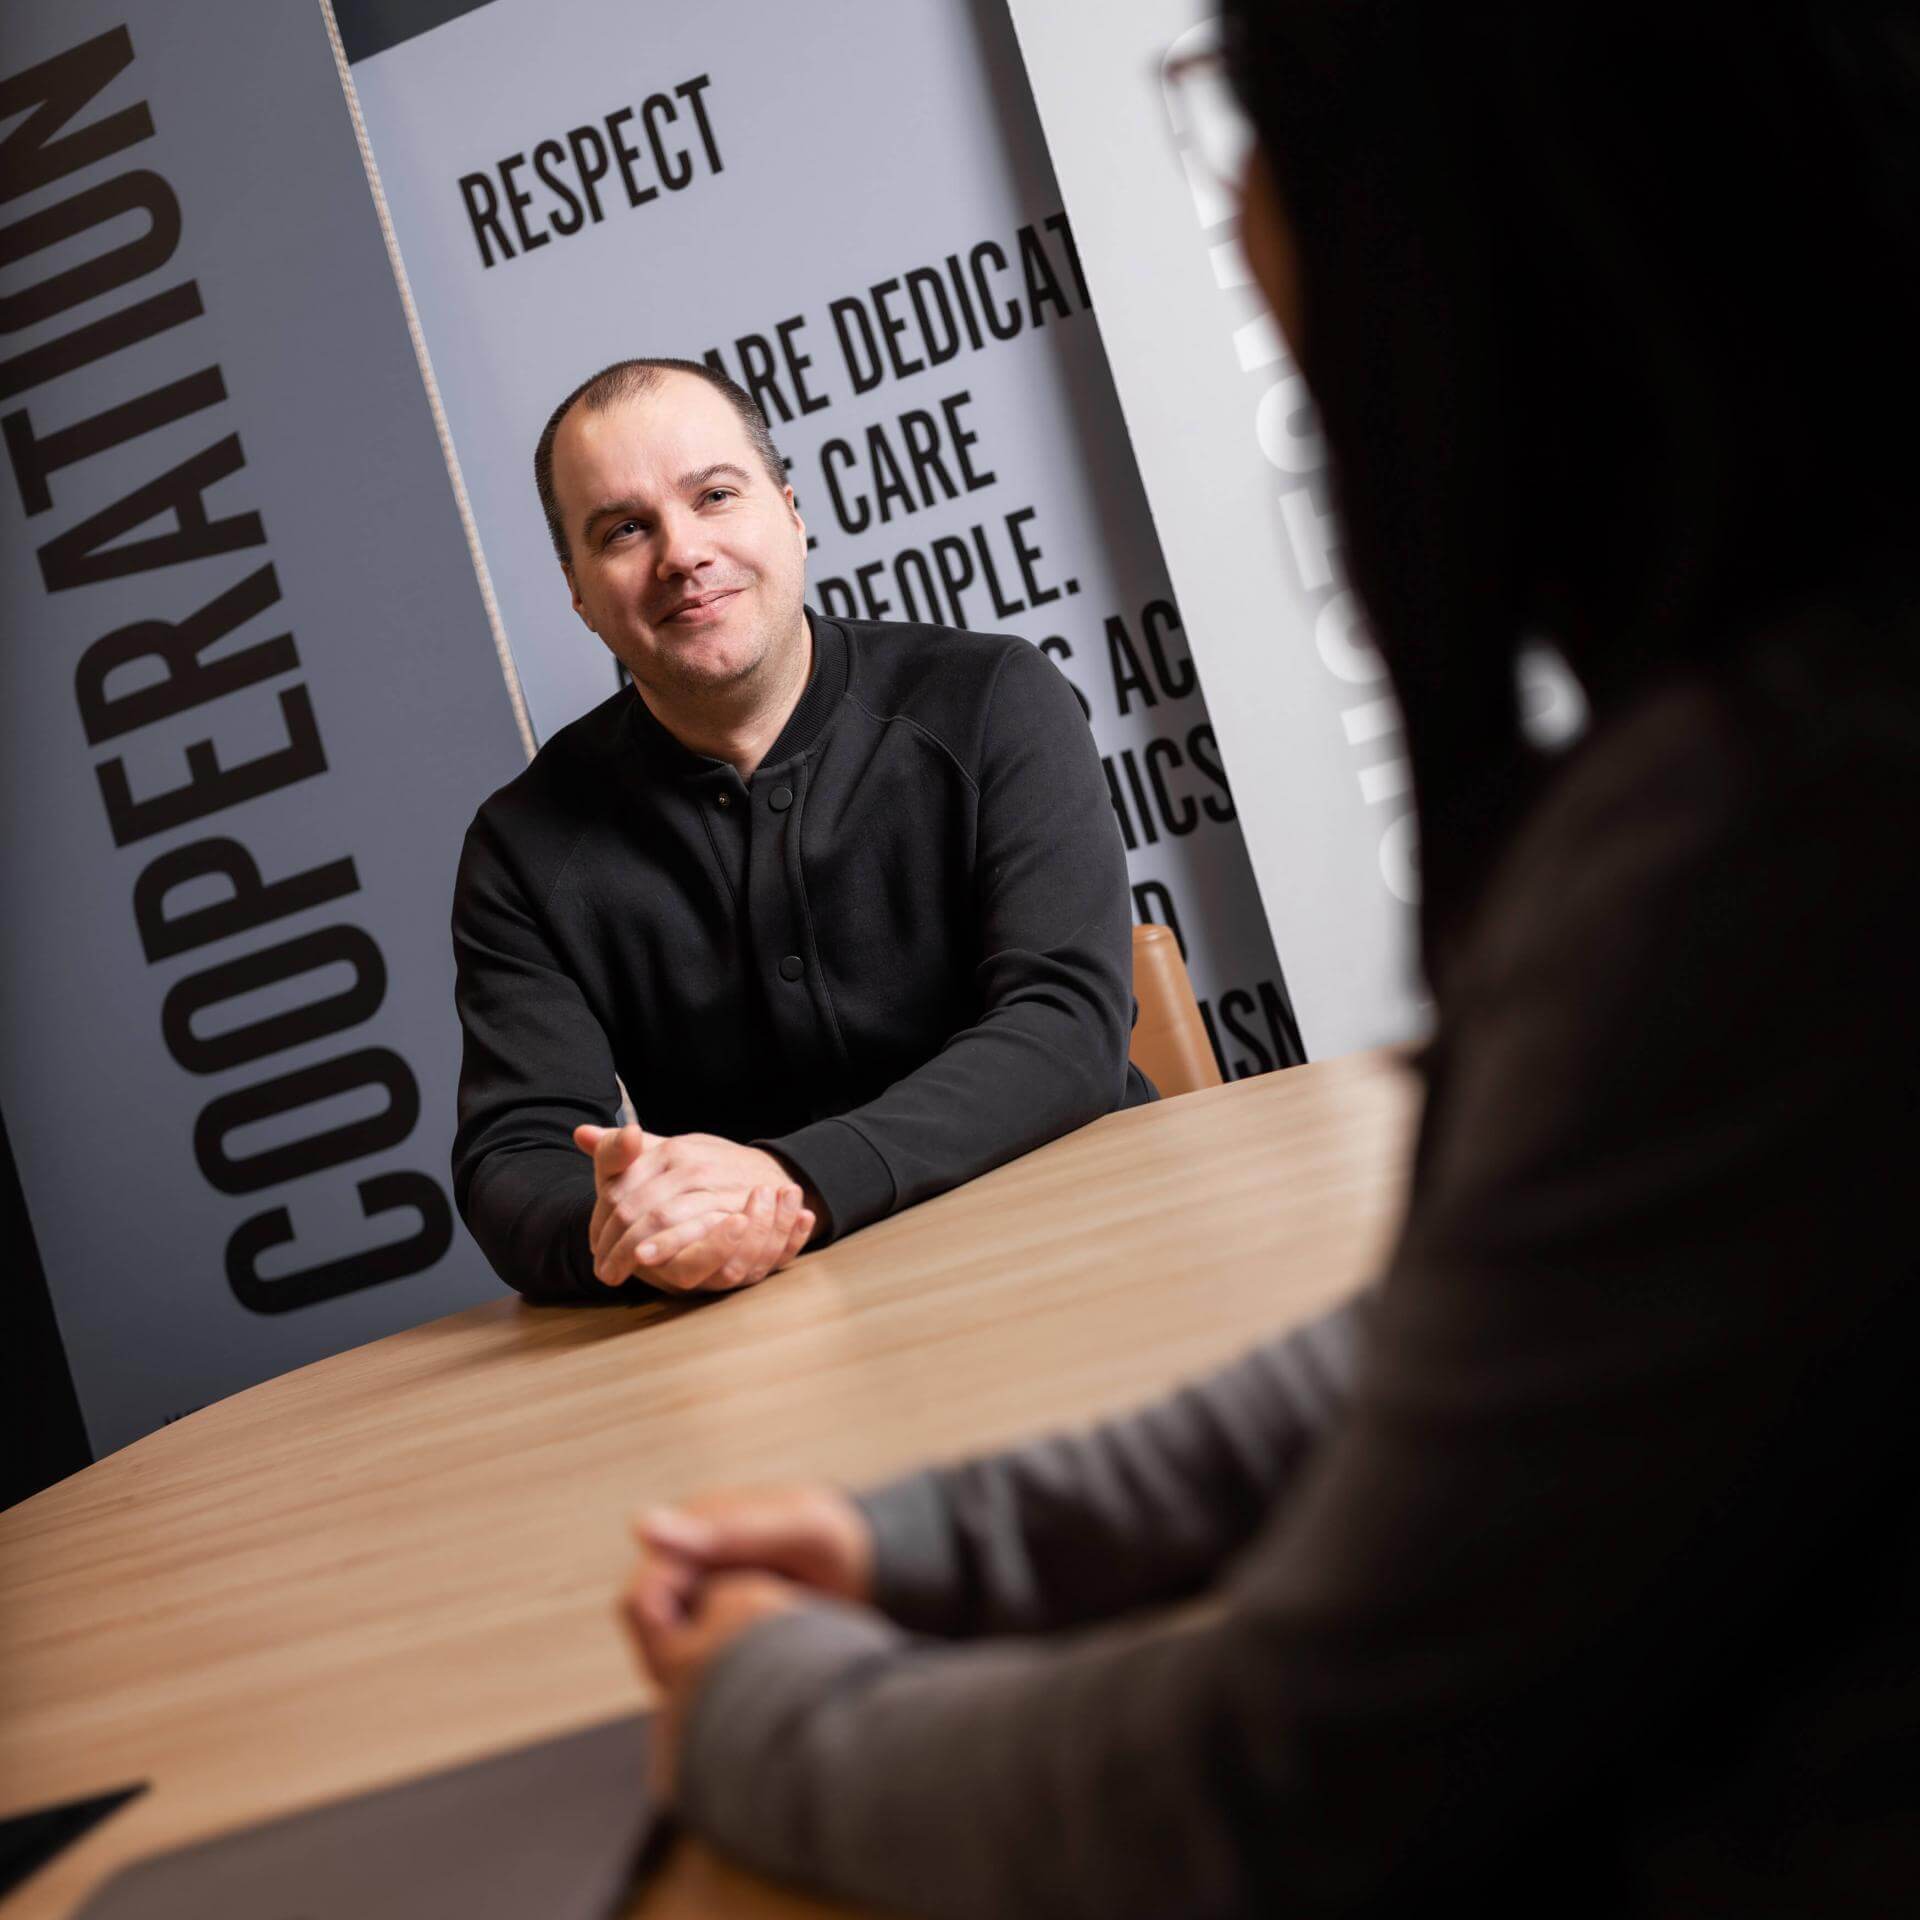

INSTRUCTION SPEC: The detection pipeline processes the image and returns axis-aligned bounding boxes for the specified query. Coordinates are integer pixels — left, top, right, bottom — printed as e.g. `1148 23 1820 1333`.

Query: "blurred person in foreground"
620 4 1920 1912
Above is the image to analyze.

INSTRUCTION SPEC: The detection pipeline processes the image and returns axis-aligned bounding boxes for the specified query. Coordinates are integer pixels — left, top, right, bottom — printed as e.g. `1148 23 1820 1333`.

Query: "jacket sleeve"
450 809 634 1303
674 681 1920 1918
759 641 1140 1241
858 1295 1363 1637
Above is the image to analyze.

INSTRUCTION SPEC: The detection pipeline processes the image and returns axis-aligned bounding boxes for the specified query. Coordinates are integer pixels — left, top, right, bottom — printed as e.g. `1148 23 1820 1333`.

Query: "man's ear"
563 560 594 631
783 485 806 549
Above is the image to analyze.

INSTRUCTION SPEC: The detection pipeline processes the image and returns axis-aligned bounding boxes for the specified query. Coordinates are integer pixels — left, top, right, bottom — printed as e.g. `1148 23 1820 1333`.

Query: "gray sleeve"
680 1603 1250 1920
857 1295 1363 1637
672 697 1920 1920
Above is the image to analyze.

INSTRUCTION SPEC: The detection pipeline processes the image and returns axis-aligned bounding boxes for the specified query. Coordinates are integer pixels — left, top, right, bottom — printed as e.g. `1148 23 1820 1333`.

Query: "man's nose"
654 507 714 579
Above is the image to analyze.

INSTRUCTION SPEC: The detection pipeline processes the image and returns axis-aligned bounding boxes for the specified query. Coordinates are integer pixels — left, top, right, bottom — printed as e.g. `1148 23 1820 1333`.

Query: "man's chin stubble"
630 644 767 700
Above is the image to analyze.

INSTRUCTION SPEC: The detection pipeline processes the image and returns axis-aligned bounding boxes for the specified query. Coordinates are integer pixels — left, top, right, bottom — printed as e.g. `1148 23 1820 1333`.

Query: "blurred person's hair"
1221 0 1920 967
534 357 787 564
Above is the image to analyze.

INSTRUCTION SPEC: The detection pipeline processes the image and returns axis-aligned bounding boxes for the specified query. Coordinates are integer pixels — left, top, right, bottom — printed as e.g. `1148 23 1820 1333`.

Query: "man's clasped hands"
572 1123 817 1293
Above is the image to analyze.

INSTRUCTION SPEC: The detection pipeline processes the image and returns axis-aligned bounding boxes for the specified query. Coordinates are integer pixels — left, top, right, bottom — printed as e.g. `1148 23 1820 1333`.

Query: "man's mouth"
660 588 744 626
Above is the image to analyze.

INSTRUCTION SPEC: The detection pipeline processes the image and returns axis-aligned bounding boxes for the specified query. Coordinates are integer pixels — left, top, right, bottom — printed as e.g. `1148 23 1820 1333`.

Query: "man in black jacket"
451 358 1151 1302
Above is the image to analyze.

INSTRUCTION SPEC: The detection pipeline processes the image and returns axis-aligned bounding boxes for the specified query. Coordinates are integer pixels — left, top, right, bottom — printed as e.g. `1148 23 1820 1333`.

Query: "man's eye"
606 519 642 545
701 488 736 505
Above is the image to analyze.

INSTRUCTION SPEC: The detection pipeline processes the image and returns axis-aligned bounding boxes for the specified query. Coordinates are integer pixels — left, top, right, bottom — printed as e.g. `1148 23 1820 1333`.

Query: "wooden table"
0 1051 1415 1918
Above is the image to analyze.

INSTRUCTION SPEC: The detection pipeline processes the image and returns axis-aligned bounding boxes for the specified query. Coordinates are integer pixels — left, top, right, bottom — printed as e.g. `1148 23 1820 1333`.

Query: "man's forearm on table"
763 968 1132 1244
460 1148 619 1302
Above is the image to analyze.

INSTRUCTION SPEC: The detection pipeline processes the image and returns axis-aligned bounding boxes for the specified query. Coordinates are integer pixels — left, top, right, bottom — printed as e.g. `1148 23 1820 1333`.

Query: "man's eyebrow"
675 462 752 493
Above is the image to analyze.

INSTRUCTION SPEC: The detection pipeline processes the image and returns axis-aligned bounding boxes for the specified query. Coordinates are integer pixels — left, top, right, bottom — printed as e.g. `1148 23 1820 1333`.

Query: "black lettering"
1017 220 1073 326
676 75 723 172
457 172 511 267
133 837 360 964
0 169 181 333
1188 721 1236 822
775 315 826 414
870 278 924 381
1107 613 1156 716
1007 506 1059 608
565 126 609 222
1119 747 1160 845
897 409 954 507
818 439 867 535
38 433 264 591
1258 979 1305 1069
194 1046 419 1195
1144 735 1199 835
873 418 921 519
1143 598 1197 699
0 279 201 404
895 545 940 625
641 93 691 190
814 574 856 618
163 924 385 1073
1217 986 1275 1076
497 152 546 252
228 1171 454 1314
942 390 994 491
531 139 584 236
905 267 961 369
604 108 657 209
829 297 882 395
968 240 1021 341
98 684 326 845
1043 210 1093 308
944 251 985 351
7 363 225 515
0 27 150 203
735 332 790 424
78 562 292 745
931 533 974 626
970 520 1023 620
853 558 892 621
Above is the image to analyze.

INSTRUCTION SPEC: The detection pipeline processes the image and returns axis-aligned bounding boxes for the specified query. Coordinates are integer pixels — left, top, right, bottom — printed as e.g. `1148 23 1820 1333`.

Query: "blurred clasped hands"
620 1485 876 1799
573 1122 816 1293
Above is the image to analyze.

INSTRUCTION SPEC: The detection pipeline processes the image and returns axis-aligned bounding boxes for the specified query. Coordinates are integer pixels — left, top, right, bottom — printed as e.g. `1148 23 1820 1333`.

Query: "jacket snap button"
770 786 793 812
715 791 731 808
779 954 804 981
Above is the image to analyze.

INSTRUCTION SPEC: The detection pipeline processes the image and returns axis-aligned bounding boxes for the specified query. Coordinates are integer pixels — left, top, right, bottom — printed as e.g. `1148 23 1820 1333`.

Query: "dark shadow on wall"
960 0 1304 1072
0 1105 91 1508
331 0 503 66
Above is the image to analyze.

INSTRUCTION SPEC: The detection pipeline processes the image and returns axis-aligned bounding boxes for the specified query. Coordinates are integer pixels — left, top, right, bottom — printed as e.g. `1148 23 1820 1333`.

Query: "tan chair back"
1129 923 1224 1098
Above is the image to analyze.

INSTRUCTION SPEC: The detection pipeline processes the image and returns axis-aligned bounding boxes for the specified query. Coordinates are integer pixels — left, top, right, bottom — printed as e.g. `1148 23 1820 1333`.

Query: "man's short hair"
533 357 787 565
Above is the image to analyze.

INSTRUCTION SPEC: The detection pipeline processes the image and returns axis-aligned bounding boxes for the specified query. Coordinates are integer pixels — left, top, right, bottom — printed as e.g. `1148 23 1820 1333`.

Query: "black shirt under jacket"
451 611 1154 1303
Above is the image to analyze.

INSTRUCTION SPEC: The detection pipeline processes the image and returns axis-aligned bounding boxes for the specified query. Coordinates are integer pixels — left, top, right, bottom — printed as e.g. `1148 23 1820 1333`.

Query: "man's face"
552 373 808 701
